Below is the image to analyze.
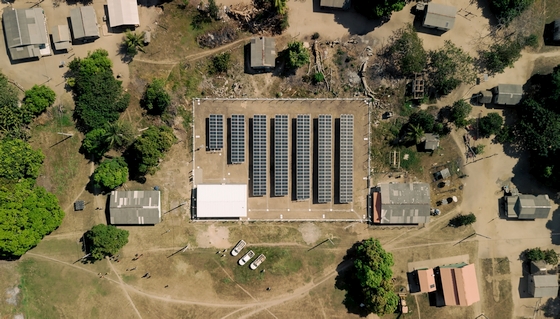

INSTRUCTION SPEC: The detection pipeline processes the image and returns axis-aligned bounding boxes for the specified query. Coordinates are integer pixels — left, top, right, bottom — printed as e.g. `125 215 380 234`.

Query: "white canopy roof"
196 184 247 218
107 0 140 28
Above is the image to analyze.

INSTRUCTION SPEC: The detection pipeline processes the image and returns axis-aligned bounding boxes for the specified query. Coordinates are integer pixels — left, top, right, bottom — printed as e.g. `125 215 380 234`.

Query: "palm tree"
122 30 145 57
274 0 286 14
104 121 134 150
406 124 424 144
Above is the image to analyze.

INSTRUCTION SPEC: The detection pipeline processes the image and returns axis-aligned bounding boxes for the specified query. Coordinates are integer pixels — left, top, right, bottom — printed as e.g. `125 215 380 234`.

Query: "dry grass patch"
480 258 513 319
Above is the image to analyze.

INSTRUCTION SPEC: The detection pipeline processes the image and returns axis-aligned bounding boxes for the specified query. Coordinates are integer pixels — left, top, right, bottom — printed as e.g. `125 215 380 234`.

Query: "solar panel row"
208 114 223 151
252 115 267 196
296 115 311 201
274 115 289 196
339 114 354 203
318 115 332 203
230 114 245 164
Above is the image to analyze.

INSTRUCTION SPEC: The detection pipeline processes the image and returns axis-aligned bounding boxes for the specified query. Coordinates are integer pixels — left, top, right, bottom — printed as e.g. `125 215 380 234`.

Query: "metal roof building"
2 8 50 60
439 263 480 306
107 0 140 28
319 0 351 9
109 191 161 225
423 133 439 151
372 183 431 224
506 194 551 219
417 269 437 293
423 3 457 31
250 37 276 69
51 25 72 51
195 184 247 219
70 7 99 41
529 273 558 298
493 84 523 105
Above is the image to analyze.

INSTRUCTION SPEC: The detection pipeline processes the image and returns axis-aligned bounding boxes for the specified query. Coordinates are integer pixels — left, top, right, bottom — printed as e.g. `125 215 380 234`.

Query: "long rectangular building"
339 114 354 203
109 191 161 225
318 115 332 203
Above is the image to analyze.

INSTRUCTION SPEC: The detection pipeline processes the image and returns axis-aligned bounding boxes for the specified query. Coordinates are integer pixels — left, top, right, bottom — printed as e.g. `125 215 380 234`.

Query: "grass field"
480 258 513 319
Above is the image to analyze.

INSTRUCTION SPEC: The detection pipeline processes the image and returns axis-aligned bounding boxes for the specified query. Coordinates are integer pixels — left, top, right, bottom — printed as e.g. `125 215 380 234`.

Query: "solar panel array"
296 115 311 201
252 115 267 196
339 114 354 203
274 115 289 196
230 114 245 164
208 114 223 151
318 115 332 203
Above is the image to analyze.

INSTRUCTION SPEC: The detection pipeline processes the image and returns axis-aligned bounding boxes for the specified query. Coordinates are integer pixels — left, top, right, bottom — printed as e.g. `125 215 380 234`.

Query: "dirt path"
106 258 144 319
63 161 94 213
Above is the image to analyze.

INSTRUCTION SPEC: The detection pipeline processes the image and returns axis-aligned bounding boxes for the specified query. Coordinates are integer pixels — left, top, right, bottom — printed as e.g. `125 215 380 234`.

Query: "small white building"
107 0 140 28
195 184 247 219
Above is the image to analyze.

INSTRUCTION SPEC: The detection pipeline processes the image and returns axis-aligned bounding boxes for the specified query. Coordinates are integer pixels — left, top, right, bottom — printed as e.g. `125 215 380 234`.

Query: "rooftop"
2 8 50 60
507 194 551 219
494 84 523 105
319 0 351 9
417 269 437 293
439 263 480 306
70 7 99 40
107 0 140 28
109 191 161 225
51 25 71 51
250 37 276 69
529 273 559 298
374 183 431 224
423 133 439 151
196 184 247 219
423 3 457 31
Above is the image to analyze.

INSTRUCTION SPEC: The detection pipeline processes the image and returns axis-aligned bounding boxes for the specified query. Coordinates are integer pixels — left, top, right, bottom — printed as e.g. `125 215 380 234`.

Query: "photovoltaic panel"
208 114 223 151
230 114 245 164
318 115 332 203
252 115 267 196
339 114 354 203
274 115 289 196
296 114 311 201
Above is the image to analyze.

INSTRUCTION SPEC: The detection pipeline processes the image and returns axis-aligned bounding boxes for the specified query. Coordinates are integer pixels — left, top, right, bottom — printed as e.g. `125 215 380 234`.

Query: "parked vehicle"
250 254 266 270
238 250 255 266
231 240 246 256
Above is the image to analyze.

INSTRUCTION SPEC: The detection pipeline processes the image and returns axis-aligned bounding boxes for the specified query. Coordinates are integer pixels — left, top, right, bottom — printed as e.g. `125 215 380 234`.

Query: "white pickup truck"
231 240 246 257
250 254 266 270
238 250 255 266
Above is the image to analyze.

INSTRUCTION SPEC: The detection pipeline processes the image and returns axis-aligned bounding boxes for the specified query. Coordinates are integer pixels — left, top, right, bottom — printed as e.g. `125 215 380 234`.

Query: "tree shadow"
311 0 385 35
334 241 370 317
541 296 560 318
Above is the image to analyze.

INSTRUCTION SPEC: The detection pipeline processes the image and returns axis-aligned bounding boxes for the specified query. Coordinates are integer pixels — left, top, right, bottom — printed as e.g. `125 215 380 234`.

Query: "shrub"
312 72 325 84
472 144 485 155
450 100 472 127
285 41 310 69
525 247 558 265
142 79 171 115
311 32 320 40
209 52 231 74
449 213 476 227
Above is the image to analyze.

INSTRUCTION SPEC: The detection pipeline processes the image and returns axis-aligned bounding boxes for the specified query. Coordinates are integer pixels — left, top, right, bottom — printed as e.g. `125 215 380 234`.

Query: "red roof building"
439 263 480 306
417 269 437 293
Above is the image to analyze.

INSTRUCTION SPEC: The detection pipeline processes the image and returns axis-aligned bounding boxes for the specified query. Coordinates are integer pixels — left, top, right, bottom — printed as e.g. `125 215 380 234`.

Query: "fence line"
195 97 370 101
191 218 368 223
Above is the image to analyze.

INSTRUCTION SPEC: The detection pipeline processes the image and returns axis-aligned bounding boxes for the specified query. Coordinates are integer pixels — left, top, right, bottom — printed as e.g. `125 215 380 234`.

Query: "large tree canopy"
69 49 130 132
0 179 65 257
386 24 427 75
354 0 406 19
84 224 129 260
428 41 476 95
23 85 56 117
92 157 129 190
0 139 44 180
490 0 534 24
127 126 176 176
142 79 171 115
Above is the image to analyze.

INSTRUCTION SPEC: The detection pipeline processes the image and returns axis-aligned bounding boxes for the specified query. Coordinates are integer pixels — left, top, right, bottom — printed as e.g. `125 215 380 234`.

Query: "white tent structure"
196 184 247 219
107 0 140 28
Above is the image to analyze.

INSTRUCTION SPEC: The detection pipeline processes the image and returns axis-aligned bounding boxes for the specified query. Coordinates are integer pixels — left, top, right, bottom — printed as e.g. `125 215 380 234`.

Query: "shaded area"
312 0 385 35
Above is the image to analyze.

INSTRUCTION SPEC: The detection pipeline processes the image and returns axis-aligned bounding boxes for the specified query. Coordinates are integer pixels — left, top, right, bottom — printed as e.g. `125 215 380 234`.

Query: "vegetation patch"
232 247 302 284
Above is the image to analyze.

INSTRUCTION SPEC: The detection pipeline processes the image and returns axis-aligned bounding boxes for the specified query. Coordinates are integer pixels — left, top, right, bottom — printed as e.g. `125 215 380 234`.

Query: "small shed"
51 25 72 51
478 90 493 104
433 168 451 180
143 31 151 45
493 84 523 105
250 37 276 70
529 273 559 298
70 7 99 42
74 200 85 211
423 3 457 31
553 19 560 43
417 269 437 293
319 0 351 10
423 133 440 151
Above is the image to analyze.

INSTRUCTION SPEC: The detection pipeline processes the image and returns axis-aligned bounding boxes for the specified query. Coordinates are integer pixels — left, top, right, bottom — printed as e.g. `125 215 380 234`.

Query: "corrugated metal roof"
494 84 523 105
529 274 559 297
51 25 71 51
515 194 551 219
196 184 247 218
417 269 436 292
424 133 439 150
250 37 276 69
109 191 161 225
423 3 457 31
439 264 480 306
2 8 49 60
107 0 140 28
70 7 99 40
378 183 430 224
319 0 350 9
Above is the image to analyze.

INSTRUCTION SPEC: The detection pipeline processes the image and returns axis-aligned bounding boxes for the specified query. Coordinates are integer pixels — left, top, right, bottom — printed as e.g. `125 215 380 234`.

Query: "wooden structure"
412 73 425 99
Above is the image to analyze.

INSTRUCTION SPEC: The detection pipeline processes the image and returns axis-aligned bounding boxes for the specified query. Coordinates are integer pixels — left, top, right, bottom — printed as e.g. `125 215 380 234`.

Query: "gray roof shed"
423 3 457 31
51 25 71 51
2 8 50 60
493 84 523 105
377 183 431 224
529 273 558 298
423 133 440 151
250 37 276 69
70 6 99 40
109 191 161 225
506 194 551 219
478 90 493 104
320 0 350 9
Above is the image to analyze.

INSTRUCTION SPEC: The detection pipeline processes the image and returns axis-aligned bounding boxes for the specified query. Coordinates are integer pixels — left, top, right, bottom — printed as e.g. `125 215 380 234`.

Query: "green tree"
208 0 219 20
128 126 177 175
285 41 310 69
84 224 129 260
353 238 399 315
525 247 546 262
272 0 287 14
104 121 135 151
122 30 145 57
82 128 110 159
490 0 534 24
312 72 325 84
428 41 476 95
450 99 472 127
405 124 424 144
449 213 477 227
0 179 64 257
92 157 129 190
0 73 27 136
478 113 503 138
354 0 406 19
472 144 485 155
209 53 232 75
408 110 435 132
23 85 56 117
387 24 427 75
482 39 526 74
0 139 44 180
70 49 130 132
142 79 171 114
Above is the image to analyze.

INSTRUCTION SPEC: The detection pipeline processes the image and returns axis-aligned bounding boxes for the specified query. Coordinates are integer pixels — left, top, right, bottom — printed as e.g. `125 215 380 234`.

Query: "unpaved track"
106 258 143 319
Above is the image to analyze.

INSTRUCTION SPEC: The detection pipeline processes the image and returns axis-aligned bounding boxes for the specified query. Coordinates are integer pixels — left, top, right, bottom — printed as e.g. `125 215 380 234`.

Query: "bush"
354 0 406 18
209 52 231 74
478 113 503 138
450 100 472 127
525 247 558 265
311 32 320 40
525 34 539 48
449 213 477 227
495 126 514 144
208 0 219 20
142 79 171 115
312 72 325 84
472 144 485 155
285 41 310 69
23 85 56 117
84 224 129 260
92 157 129 190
